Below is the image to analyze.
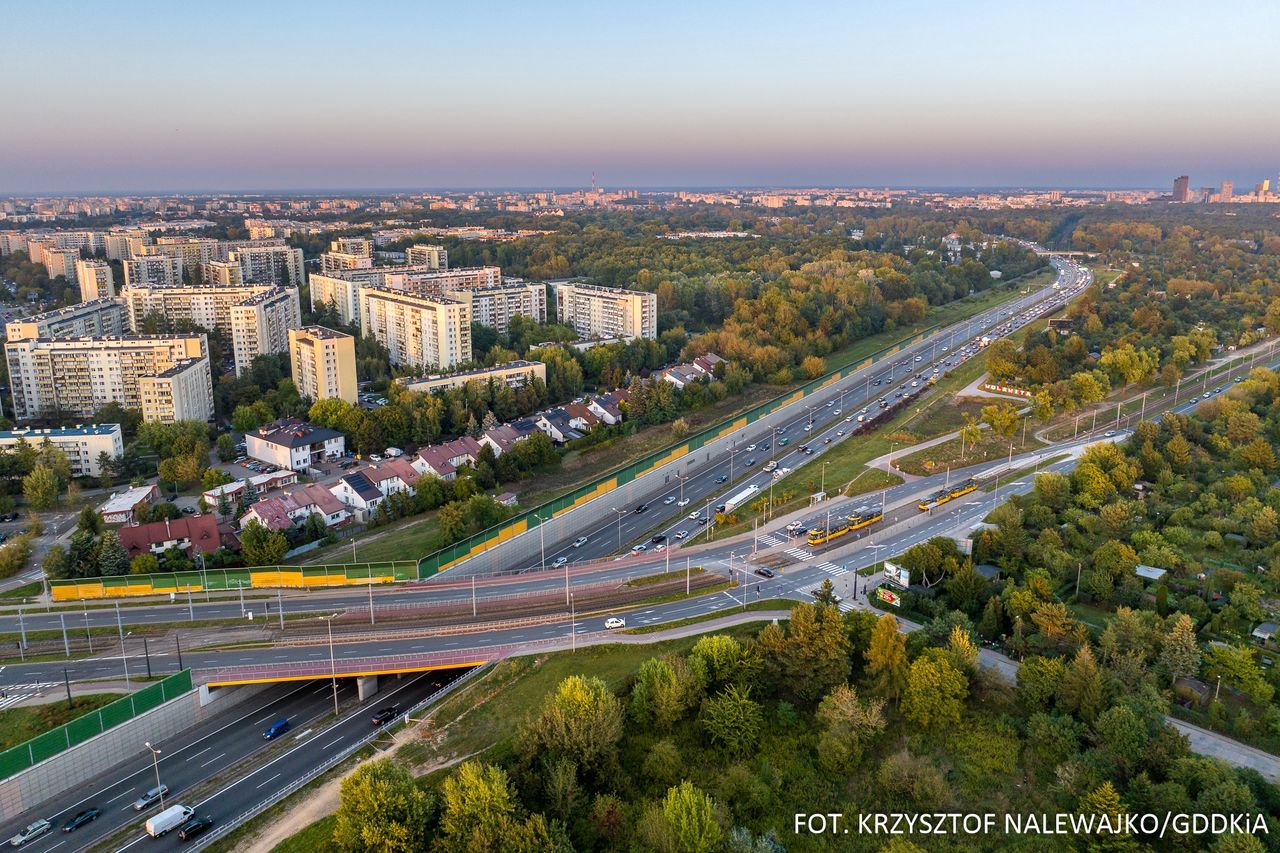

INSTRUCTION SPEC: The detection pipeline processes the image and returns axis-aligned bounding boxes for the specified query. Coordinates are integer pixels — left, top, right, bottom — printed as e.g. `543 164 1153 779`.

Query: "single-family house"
245 418 346 472
412 435 482 480
99 484 160 525
119 514 224 560
481 418 539 457
201 470 298 509
588 395 623 425
535 409 583 444
241 483 351 532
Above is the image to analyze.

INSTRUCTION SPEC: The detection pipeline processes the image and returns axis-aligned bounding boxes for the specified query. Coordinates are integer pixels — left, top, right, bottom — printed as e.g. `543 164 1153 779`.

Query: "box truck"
145 805 194 838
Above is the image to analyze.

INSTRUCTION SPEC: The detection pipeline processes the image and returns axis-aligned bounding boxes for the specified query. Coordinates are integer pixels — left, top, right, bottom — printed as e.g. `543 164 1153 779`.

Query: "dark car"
62 808 100 832
754 568 775 579
759 442 770 450
371 705 401 726
715 475 728 483
634 503 648 514
262 718 290 739
178 816 214 841
651 534 667 544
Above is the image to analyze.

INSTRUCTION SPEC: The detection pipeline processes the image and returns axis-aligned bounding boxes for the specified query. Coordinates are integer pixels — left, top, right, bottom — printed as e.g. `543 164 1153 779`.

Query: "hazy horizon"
3 0 1277 194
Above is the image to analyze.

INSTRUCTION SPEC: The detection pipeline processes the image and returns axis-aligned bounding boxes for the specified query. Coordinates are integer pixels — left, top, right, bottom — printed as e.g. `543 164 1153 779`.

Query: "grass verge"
0 694 119 750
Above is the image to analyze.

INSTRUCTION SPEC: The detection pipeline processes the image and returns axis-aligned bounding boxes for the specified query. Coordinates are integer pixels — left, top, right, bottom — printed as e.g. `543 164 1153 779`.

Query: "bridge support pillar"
356 675 379 701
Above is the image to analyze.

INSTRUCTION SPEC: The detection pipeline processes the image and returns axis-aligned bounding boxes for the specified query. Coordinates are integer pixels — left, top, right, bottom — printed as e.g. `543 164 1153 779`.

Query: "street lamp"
569 593 576 653
320 613 339 717
534 512 547 571
144 742 163 808
678 475 690 502
610 507 626 551
820 461 830 497
728 448 740 481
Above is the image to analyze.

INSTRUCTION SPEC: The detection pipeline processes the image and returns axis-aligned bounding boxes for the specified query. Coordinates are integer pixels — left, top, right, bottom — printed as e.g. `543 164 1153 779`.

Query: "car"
746 444 757 451
845 415 853 423
803 424 812 432
1202 392 1211 399
552 556 569 567
689 511 701 520
873 379 882 386
754 567 776 579
572 536 588 548
915 355 922 362
744 458 755 466
371 705 401 726
715 475 728 483
631 544 647 553
663 495 676 504
8 820 50 847
823 437 832 444
674 530 688 539
798 444 809 452
1104 430 1116 437
369 453 383 462
833 409 841 416
697 516 709 526
604 617 626 629
1235 376 1244 383
132 784 170 810
651 534 667 544
181 506 195 514
635 503 648 513
804 448 814 455
826 400 834 407
262 718 291 739
61 808 100 833
654 544 665 552
836 430 845 437
677 498 690 507
177 816 214 842
759 441 770 450
778 438 789 446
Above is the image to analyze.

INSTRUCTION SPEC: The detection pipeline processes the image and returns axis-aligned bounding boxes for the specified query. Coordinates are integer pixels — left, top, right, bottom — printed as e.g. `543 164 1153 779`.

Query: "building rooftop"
251 418 343 449
293 325 352 340
99 485 158 515
0 423 121 439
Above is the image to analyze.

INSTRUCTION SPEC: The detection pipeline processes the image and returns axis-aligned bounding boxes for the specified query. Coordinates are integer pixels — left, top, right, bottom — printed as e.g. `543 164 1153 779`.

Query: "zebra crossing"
784 548 812 561
758 534 782 547
0 683 52 711
816 561 847 576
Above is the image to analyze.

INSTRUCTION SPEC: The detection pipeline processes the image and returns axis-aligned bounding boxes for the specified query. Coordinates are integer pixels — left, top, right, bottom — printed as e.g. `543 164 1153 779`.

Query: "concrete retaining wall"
0 682 270 823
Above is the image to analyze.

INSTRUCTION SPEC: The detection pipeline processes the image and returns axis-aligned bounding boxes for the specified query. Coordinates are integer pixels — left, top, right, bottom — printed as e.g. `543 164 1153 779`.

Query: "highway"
0 671 451 852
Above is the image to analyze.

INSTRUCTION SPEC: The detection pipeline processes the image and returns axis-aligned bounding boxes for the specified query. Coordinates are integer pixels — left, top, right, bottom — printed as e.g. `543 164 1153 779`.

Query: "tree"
96 531 131 577
981 402 1019 439
1203 644 1274 704
865 614 909 701
438 761 516 851
812 577 838 607
1059 644 1106 722
815 684 886 772
700 684 763 757
130 554 160 575
215 433 237 462
902 654 968 732
76 506 103 535
239 519 289 567
518 675 624 787
1159 613 1201 685
1075 781 1140 852
662 781 723 853
1094 705 1148 777
631 656 701 731
22 464 59 511
42 544 68 580
332 757 434 852
758 603 849 705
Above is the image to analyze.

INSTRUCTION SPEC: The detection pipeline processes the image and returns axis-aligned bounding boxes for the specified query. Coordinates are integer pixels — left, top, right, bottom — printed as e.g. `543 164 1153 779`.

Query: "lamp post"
610 507 625 551
728 448 740 482
534 512 547 571
321 613 339 717
569 593 576 653
144 742 163 808
115 602 130 690
678 475 689 503
820 461 830 497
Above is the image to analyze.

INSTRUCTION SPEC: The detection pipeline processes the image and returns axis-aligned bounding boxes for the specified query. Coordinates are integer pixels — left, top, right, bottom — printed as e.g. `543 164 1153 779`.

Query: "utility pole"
115 602 130 690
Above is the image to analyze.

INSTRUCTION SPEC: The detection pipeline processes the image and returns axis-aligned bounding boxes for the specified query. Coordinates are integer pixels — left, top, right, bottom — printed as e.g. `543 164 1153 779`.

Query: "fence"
0 669 192 781
50 561 418 601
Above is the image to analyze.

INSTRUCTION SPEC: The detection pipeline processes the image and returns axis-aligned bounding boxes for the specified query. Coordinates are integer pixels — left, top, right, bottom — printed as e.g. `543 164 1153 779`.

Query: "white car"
8 820 51 847
663 496 677 504
631 544 647 553
677 498 690 507
553 556 569 567
746 444 757 451
604 617 626 629
833 410 841 416
688 510 700 520
804 424 812 432
654 544 665 552
573 536 588 547
674 530 688 539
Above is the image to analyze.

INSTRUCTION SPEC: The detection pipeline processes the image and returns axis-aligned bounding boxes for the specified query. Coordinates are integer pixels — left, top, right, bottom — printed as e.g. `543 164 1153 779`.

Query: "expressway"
1 671 452 853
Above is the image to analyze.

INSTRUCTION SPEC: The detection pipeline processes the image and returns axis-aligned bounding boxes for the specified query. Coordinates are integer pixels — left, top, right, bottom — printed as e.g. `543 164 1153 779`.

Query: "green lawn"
270 816 337 853
0 694 119 750
297 516 442 566
894 428 1046 476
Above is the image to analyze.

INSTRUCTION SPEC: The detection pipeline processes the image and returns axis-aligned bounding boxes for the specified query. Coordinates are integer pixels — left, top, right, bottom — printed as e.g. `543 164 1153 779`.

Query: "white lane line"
294 728 313 740
200 752 226 768
255 772 281 789
322 737 343 750
106 791 129 804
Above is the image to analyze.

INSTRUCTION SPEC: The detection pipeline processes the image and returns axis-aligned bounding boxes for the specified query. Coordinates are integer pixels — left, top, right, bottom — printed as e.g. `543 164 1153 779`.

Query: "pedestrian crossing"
784 548 812 560
0 683 52 711
758 534 782 547
816 561 847 576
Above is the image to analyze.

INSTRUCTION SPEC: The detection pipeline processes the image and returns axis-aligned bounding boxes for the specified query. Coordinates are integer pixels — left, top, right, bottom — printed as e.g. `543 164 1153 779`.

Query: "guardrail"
189 664 490 852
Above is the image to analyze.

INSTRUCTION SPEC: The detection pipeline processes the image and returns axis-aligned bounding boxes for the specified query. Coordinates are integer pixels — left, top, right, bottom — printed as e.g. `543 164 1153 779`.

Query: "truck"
978 336 992 348
723 484 760 513
146 805 194 838
383 447 403 458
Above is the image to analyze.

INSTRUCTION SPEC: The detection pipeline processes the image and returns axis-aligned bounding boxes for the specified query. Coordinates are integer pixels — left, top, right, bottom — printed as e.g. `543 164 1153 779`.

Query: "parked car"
262 718 290 739
177 816 214 841
8 820 51 846
371 705 400 726
132 784 170 811
61 808 100 833
604 617 625 629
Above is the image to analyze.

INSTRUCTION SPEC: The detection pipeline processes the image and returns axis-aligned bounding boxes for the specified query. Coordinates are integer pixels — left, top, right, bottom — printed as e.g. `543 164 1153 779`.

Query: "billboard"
883 561 910 589
876 587 901 607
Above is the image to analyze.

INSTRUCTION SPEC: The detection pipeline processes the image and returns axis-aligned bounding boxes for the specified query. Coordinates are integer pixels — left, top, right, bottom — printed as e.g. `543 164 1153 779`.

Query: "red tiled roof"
118 514 222 558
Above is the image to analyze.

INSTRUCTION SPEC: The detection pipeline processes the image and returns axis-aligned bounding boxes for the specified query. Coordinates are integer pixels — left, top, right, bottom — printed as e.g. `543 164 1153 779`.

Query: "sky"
2 0 1278 193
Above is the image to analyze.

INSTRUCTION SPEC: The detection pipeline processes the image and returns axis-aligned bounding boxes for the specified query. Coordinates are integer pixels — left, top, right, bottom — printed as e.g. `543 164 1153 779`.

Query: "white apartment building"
397 359 546 394
309 264 500 326
6 299 126 341
76 258 116 301
227 243 304 287
5 334 212 422
320 251 373 274
200 259 244 287
359 285 472 369
143 237 219 270
124 254 182 288
553 281 657 340
0 424 124 478
405 244 448 269
43 246 80 283
289 326 357 403
139 359 215 423
444 280 546 333
104 230 149 260
229 287 302 375
121 284 300 375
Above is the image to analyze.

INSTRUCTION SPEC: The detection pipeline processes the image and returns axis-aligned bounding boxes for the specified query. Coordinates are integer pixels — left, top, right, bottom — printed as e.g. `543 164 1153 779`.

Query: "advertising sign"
883 561 910 589
876 587 901 607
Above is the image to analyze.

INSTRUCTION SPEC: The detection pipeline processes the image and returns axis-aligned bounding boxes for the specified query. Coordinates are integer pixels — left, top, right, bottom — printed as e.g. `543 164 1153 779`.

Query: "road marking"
106 791 129 804
189 747 210 759
322 737 343 750
255 713 273 723
200 752 226 768
255 772 282 789
294 728 313 740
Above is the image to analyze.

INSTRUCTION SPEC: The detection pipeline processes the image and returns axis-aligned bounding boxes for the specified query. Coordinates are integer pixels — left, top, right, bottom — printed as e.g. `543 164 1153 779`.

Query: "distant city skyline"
2 0 1277 193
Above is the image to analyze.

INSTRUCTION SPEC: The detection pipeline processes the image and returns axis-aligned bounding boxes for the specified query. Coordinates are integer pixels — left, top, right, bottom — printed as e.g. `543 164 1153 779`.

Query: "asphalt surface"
2 671 450 852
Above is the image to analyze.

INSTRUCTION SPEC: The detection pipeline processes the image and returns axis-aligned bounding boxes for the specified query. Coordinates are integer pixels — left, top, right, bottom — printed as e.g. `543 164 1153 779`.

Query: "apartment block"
552 281 657 340
397 359 546 394
443 280 546 333
309 264 500 326
227 243 304 287
5 299 126 341
104 230 149 260
5 334 211 421
330 237 373 257
359 285 471 369
229 287 302 375
201 259 244 287
289 326 357 404
139 359 215 423
76 258 116 301
320 251 373 274
121 284 300 375
0 424 124 478
405 244 448 269
143 236 219 270
124 254 182 288
43 246 81 283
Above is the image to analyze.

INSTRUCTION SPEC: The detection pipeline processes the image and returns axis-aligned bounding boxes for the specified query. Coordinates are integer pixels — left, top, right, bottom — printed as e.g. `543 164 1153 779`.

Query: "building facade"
0 424 123 477
75 258 116 301
124 254 182 288
359 286 472 369
444 280 546 333
245 419 346 471
5 299 126 341
228 287 302 375
226 243 304 287
552 281 657 340
397 359 546 395
43 247 80 283
288 326 357 404
405 244 448 269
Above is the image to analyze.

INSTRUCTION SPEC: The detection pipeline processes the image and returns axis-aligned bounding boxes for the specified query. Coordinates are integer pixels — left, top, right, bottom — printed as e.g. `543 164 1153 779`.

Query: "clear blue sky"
2 0 1277 192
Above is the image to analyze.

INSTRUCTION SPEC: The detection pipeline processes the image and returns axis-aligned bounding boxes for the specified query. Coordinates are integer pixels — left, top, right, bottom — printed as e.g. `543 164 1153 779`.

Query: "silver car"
8 820 51 847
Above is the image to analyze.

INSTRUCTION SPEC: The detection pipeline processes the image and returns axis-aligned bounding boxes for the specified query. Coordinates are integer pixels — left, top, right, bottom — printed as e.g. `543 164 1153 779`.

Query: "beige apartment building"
226 243 304 287
330 237 373 257
309 264 500 326
443 280 546 334
201 259 244 287
124 254 182 288
289 326 357 403
43 246 80 283
142 236 219 270
6 299 126 342
76 258 116 301
397 359 545 395
5 334 212 422
358 285 471 370
405 244 448 269
104 230 149 260
121 284 300 375
552 281 657 340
